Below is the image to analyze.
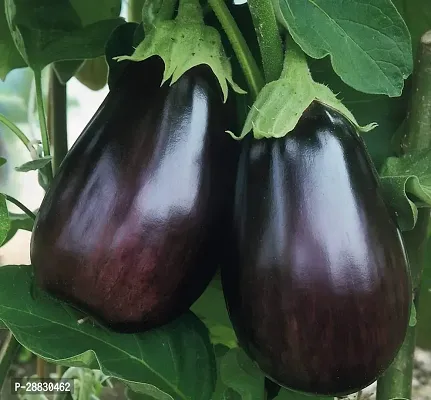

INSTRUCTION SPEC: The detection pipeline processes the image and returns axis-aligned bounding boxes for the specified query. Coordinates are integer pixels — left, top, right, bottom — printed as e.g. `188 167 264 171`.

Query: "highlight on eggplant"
222 101 411 396
30 57 239 333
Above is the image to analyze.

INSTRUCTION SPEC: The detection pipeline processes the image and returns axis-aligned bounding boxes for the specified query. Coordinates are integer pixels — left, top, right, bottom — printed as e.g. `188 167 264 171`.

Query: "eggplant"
222 102 411 396
31 57 239 333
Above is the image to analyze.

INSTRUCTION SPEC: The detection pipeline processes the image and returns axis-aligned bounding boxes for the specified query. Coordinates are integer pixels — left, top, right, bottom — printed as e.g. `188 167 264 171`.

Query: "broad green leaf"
0 194 10 246
75 57 109 91
234 41 376 140
51 0 121 83
0 266 216 400
220 348 265 400
15 156 52 172
53 60 85 84
212 345 242 400
380 149 431 230
191 275 237 348
309 56 409 170
5 0 124 70
0 0 26 80
0 157 6 167
1 210 35 248
379 176 417 231
273 0 412 96
69 0 122 26
115 0 244 102
393 0 431 54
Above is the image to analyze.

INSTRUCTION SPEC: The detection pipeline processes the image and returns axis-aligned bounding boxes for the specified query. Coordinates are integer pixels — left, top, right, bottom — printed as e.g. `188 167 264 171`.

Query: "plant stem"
0 331 21 392
247 0 283 82
56 364 63 378
4 195 36 220
207 0 264 99
376 322 416 399
128 0 146 23
0 114 33 152
37 357 46 378
402 31 431 153
376 30 431 400
48 66 68 174
34 69 53 183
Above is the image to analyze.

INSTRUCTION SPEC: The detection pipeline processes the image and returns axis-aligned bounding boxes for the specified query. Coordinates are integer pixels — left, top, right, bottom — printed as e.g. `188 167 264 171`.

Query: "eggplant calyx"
228 39 377 141
113 0 245 102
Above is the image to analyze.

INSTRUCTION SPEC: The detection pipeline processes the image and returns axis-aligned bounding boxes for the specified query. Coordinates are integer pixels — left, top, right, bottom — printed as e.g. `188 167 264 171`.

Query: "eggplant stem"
34 69 53 183
207 0 264 99
4 194 36 220
247 0 283 83
37 356 47 378
376 30 431 400
128 0 146 23
48 66 68 175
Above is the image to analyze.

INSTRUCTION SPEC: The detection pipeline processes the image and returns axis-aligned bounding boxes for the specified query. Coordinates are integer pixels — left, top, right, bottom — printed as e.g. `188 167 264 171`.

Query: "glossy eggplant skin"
31 57 239 333
222 102 411 396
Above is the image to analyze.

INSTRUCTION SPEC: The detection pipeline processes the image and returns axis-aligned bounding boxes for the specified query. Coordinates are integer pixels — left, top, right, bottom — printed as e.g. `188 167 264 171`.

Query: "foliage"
0 0 430 399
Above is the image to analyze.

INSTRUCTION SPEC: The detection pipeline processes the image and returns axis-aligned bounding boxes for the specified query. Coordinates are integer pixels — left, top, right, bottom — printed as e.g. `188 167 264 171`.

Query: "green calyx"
229 38 377 140
114 0 245 102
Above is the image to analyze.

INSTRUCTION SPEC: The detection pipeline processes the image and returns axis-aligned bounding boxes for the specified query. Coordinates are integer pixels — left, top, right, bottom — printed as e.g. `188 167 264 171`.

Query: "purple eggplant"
31 57 239 333
222 102 411 396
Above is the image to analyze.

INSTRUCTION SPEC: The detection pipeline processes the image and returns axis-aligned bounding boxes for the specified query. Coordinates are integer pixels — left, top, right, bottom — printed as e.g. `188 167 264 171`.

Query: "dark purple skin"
222 102 411 396
30 57 239 333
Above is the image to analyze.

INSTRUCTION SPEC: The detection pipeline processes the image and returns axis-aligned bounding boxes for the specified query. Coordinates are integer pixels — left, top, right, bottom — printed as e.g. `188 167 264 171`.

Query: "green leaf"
15 156 52 172
212 345 242 400
191 275 237 348
1 211 36 248
273 0 412 96
233 41 376 140
379 176 417 231
115 0 244 102
0 266 216 400
309 56 409 171
51 0 121 84
380 149 431 231
75 57 109 91
0 157 6 167
5 0 124 70
0 194 10 246
69 0 122 26
0 0 26 80
220 348 265 400
53 60 85 84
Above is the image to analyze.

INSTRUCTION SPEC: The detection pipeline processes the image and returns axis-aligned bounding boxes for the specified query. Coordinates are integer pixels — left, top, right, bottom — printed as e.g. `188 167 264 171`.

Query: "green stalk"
207 0 264 99
376 30 431 400
247 0 283 82
34 69 53 183
128 0 146 23
48 66 68 174
0 331 21 392
4 195 36 220
0 114 33 153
